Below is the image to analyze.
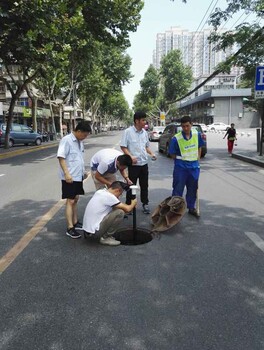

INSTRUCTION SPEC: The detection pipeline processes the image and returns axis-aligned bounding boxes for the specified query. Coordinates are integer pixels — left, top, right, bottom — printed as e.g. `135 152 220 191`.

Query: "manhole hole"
114 228 153 245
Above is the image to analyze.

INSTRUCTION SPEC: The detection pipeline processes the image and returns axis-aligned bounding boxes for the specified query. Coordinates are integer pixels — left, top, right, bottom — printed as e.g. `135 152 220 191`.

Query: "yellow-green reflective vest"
175 130 199 161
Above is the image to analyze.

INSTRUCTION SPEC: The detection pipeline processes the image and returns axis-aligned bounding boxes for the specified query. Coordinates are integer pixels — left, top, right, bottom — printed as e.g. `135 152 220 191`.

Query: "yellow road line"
0 143 57 160
0 199 65 274
0 172 91 275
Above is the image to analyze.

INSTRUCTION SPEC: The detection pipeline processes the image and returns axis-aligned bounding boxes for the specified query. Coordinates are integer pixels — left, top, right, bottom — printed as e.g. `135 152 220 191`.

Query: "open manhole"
114 228 153 246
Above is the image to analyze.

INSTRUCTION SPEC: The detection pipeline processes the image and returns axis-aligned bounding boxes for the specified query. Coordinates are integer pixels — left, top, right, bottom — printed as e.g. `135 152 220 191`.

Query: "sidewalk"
233 128 264 168
207 127 264 168
232 150 264 168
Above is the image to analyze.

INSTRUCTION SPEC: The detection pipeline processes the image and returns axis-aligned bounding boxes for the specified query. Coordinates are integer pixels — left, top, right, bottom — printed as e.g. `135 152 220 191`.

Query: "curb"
232 153 264 168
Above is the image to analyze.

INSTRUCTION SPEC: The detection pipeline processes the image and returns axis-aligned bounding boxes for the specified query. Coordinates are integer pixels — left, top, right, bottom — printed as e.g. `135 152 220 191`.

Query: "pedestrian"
169 115 205 218
57 120 92 239
223 123 237 155
90 148 133 190
83 181 137 246
120 111 157 214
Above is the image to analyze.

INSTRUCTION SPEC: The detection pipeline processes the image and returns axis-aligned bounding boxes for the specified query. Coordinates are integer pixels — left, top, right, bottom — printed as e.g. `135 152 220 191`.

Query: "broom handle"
196 187 200 215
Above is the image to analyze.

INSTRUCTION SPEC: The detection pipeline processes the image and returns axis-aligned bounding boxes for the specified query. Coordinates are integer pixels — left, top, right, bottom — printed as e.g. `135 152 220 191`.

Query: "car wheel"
24 143 29 146
9 139 14 147
211 128 215 131
35 138 42 146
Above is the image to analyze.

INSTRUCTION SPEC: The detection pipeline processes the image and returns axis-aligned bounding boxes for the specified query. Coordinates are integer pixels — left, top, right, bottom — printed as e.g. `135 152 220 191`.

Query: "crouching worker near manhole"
82 181 137 246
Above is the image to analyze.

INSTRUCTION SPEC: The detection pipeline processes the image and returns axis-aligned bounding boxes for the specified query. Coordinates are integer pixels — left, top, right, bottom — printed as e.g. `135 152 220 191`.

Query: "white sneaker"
100 236 121 246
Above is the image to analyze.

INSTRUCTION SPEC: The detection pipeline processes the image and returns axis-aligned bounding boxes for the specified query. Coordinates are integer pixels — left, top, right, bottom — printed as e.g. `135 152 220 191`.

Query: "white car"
207 122 230 131
148 126 165 141
199 123 208 132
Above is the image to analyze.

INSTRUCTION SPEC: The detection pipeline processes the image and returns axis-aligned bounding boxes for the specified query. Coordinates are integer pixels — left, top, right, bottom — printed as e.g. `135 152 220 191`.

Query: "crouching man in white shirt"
83 181 137 246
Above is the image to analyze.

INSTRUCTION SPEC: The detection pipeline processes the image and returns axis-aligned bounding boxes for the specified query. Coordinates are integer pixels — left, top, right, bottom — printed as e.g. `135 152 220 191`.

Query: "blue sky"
122 0 251 108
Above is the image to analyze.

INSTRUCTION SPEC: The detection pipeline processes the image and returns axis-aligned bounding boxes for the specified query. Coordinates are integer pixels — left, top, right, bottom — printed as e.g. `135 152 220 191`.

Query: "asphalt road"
0 131 264 350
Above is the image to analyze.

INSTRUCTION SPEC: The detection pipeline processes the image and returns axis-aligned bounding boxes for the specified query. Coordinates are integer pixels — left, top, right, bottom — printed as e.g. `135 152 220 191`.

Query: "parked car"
158 123 207 157
199 123 208 132
148 126 165 141
207 122 230 131
0 123 43 147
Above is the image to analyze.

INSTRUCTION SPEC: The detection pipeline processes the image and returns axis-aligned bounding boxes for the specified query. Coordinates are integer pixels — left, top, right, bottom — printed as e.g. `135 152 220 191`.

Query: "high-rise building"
153 26 234 78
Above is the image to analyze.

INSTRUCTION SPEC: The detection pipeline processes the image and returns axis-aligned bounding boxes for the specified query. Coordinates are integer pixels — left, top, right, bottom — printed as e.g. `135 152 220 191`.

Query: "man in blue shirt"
169 116 205 218
120 111 156 214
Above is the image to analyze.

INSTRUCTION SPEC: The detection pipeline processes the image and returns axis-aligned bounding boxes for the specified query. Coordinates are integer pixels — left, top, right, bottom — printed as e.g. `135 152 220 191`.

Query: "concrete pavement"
1 130 264 349
207 128 264 168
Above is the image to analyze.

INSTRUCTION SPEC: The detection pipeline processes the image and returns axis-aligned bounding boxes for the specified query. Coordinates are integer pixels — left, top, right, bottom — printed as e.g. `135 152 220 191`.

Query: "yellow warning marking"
0 143 57 160
0 199 65 274
0 172 91 274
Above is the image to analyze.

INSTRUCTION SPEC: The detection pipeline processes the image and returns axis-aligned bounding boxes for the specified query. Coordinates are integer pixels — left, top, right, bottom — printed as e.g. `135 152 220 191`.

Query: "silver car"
148 126 165 141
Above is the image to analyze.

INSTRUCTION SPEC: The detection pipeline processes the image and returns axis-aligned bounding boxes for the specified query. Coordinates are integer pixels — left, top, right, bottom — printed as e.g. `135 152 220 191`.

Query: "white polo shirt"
82 189 120 233
57 133 85 181
90 149 122 174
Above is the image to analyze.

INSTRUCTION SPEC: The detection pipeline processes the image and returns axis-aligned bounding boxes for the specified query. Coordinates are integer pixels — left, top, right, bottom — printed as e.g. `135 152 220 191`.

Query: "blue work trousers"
172 167 200 209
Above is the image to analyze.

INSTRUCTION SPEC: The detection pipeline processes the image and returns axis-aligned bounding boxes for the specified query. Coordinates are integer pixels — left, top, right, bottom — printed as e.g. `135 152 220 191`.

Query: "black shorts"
61 180 84 199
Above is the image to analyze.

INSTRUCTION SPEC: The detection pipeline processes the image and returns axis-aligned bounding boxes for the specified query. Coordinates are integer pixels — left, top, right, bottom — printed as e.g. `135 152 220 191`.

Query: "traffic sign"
255 66 264 99
160 112 165 126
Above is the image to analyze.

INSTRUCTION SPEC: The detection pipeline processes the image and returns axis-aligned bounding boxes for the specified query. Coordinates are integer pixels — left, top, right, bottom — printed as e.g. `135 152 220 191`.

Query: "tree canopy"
133 50 192 119
0 0 144 147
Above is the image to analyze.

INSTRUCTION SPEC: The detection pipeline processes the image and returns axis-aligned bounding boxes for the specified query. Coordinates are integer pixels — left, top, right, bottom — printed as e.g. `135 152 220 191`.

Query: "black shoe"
188 209 200 218
66 227 82 239
74 221 83 231
83 230 92 239
142 204 150 214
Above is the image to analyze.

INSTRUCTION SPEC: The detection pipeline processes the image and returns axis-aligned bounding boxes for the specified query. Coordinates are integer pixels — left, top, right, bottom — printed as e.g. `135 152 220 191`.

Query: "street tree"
0 0 143 148
159 49 193 104
134 51 192 122
78 44 132 128
133 65 161 121
101 90 129 128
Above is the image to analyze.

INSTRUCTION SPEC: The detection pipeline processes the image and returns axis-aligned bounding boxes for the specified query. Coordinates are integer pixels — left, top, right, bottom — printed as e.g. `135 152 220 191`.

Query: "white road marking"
39 154 57 161
0 174 5 177
245 232 264 253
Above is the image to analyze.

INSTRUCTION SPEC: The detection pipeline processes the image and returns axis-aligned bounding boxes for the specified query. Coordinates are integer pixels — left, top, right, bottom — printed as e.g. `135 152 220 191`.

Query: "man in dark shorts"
57 121 91 238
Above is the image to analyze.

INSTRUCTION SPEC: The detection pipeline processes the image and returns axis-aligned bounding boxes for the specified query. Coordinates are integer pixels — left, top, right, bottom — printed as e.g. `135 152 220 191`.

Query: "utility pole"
254 65 264 156
260 100 264 156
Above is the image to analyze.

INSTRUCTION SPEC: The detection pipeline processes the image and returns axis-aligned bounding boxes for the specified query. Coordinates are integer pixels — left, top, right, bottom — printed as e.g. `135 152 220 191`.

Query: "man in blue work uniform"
169 116 205 218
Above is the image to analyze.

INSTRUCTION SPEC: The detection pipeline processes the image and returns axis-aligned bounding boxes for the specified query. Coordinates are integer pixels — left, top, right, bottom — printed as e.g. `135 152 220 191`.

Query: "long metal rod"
132 196 137 243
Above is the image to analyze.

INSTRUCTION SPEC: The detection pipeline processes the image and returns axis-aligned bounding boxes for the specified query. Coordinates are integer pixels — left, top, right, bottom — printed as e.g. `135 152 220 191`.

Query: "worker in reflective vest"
169 116 205 218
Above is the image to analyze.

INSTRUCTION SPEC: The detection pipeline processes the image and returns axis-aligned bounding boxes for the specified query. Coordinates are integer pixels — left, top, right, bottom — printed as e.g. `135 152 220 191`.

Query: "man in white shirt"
57 121 91 239
83 181 137 246
120 111 156 214
90 148 133 190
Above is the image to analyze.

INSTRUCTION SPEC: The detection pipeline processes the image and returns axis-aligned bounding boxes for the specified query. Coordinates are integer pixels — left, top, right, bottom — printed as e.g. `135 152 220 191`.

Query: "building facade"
153 26 234 78
177 88 260 128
